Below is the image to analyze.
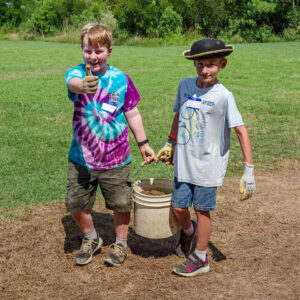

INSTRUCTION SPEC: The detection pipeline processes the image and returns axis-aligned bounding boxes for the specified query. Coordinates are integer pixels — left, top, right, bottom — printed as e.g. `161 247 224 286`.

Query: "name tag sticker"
187 97 202 109
101 102 117 113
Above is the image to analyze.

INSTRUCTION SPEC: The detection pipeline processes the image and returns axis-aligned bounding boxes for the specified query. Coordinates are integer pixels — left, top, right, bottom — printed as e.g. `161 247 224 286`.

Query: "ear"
220 58 227 69
108 47 112 56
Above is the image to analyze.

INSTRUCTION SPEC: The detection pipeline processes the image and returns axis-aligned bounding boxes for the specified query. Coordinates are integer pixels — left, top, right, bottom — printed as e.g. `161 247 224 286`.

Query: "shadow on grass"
61 212 226 260
61 210 178 258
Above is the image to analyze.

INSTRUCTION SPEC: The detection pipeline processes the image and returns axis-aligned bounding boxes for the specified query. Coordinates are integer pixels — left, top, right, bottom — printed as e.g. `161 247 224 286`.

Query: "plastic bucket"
133 178 179 239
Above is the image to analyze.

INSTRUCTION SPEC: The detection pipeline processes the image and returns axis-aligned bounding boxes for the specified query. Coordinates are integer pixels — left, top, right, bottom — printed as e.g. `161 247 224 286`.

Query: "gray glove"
240 163 256 200
79 75 98 95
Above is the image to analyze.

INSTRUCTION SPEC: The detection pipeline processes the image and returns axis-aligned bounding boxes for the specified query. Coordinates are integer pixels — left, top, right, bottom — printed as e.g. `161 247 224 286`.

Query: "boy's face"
194 57 227 88
82 41 112 74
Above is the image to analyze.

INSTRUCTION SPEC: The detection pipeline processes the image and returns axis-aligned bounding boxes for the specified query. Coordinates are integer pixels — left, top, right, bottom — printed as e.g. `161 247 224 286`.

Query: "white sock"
84 229 97 240
183 222 194 237
116 237 127 248
194 249 207 262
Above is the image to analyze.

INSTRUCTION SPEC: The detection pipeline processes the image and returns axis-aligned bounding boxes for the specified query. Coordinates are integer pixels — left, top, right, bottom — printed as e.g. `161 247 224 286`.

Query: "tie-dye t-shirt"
65 64 141 170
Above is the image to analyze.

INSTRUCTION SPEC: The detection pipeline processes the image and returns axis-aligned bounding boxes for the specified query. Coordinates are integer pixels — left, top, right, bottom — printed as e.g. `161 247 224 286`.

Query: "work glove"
156 136 176 165
78 65 98 95
240 163 256 200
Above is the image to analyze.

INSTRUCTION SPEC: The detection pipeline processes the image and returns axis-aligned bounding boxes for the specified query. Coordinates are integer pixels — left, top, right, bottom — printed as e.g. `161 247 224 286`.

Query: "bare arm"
234 125 253 165
125 107 156 163
68 76 98 95
170 112 180 138
68 77 82 94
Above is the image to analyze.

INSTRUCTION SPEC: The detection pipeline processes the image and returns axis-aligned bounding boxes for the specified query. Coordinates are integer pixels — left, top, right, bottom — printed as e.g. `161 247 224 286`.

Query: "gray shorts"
65 160 133 213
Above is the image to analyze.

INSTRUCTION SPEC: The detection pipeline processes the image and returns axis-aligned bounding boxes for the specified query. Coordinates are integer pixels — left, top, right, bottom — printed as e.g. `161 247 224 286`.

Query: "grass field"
0 41 299 209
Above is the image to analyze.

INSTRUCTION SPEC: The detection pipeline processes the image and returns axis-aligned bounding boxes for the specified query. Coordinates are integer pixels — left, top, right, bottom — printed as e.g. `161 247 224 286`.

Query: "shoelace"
110 243 124 256
80 239 95 251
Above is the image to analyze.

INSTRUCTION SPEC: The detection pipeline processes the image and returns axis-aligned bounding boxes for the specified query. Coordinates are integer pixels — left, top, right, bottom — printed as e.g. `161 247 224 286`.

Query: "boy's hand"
139 144 157 165
240 163 256 200
79 76 98 95
156 136 176 165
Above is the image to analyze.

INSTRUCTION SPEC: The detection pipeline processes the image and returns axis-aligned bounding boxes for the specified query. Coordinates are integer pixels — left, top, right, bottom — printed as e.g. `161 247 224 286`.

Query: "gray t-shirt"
173 78 244 186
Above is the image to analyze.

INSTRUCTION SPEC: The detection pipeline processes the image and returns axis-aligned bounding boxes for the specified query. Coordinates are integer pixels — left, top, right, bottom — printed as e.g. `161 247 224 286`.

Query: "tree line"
1 0 299 43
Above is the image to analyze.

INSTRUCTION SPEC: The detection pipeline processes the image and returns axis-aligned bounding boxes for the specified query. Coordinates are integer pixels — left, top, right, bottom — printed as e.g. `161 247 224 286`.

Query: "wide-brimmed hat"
183 38 234 60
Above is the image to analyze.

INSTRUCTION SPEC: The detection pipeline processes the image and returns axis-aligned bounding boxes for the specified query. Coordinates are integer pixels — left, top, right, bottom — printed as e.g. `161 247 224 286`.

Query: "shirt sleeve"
122 75 141 112
65 65 85 102
226 92 244 128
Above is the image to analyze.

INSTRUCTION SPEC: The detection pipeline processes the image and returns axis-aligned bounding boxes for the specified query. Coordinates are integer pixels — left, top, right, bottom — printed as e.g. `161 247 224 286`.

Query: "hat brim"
183 46 234 60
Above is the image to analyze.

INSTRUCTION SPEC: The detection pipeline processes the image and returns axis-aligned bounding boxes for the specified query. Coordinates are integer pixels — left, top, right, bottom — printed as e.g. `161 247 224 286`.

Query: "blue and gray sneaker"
173 253 210 277
75 235 103 266
175 219 197 258
104 243 127 267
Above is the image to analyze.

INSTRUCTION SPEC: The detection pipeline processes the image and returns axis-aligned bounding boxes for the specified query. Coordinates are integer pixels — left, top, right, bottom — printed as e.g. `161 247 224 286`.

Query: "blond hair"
80 23 112 49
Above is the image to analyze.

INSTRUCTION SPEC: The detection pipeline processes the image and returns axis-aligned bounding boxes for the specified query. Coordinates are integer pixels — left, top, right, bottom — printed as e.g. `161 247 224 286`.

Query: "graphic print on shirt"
178 97 206 145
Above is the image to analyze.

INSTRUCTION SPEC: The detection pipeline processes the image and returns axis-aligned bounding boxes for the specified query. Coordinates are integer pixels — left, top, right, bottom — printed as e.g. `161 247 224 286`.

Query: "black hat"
183 38 234 60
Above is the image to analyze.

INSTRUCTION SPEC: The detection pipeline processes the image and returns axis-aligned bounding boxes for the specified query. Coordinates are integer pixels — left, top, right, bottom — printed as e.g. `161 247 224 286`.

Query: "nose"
90 51 97 60
201 66 209 74
202 65 209 72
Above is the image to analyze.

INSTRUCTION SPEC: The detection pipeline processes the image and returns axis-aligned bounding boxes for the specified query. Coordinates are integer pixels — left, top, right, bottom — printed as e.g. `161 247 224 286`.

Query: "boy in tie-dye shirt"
65 23 156 267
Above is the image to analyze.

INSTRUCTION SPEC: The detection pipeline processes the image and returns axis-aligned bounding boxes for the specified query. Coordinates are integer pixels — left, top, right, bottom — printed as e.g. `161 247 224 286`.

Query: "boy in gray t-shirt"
156 38 256 277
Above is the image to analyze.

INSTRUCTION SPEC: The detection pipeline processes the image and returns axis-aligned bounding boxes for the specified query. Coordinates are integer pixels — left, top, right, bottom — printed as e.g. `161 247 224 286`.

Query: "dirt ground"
0 160 299 300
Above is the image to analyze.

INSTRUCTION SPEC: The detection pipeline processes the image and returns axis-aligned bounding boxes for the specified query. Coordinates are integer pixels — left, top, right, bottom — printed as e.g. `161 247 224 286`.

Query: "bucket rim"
133 178 173 197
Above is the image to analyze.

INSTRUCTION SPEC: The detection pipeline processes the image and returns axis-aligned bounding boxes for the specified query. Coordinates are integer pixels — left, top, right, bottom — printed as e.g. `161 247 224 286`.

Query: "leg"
100 165 132 267
173 206 197 258
71 209 95 235
172 186 216 277
171 179 196 257
65 160 102 266
195 209 211 251
172 209 211 277
114 211 130 239
173 207 191 230
104 211 130 267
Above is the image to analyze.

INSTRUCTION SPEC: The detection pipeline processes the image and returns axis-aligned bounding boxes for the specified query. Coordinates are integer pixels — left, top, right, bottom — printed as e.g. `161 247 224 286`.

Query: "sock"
194 249 207 261
84 229 97 240
116 237 127 248
183 222 194 237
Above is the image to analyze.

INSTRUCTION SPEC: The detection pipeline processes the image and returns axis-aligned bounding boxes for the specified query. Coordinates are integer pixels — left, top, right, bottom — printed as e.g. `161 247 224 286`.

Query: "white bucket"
133 178 179 239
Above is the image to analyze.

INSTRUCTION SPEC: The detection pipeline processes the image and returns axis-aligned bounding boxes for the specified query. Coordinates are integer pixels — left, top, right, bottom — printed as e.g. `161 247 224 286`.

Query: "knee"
173 207 188 215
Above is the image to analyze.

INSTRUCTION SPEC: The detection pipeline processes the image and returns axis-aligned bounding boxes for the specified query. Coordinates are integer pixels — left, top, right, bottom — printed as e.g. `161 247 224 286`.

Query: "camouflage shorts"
65 160 133 213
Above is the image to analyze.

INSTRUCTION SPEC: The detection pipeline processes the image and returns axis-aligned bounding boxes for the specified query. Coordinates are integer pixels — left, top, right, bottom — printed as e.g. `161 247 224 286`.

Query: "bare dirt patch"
0 160 299 300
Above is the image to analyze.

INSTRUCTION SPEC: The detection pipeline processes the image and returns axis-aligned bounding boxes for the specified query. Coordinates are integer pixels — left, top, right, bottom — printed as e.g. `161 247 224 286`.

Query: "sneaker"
104 243 127 267
75 235 103 266
175 219 197 258
172 253 210 277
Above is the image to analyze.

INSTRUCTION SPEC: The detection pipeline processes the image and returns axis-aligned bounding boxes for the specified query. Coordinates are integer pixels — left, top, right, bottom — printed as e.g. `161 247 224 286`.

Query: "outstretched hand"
78 65 98 95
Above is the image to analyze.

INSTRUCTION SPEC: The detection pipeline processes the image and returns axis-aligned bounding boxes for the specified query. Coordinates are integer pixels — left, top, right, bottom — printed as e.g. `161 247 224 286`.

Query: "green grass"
0 41 299 208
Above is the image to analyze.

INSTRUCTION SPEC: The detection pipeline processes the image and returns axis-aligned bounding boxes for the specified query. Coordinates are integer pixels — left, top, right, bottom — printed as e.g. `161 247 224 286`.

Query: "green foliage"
158 6 183 37
69 9 96 28
0 0 299 42
112 0 161 36
26 0 60 34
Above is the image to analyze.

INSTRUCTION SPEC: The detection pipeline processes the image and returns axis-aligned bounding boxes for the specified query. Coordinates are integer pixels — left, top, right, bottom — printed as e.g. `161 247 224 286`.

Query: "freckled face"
82 41 112 74
194 57 227 88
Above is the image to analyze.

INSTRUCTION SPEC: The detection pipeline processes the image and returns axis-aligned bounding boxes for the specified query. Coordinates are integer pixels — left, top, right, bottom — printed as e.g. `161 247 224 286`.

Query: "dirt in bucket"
140 189 168 196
